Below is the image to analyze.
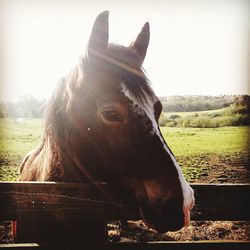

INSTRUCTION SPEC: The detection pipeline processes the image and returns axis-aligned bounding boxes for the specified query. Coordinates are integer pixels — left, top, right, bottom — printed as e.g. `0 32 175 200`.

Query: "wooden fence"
0 182 250 249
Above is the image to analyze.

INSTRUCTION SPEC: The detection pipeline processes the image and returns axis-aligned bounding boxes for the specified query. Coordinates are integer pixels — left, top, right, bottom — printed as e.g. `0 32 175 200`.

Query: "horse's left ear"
130 22 150 66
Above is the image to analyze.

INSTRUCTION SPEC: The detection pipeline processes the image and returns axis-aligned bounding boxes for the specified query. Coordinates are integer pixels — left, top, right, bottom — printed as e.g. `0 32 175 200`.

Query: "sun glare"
0 0 249 102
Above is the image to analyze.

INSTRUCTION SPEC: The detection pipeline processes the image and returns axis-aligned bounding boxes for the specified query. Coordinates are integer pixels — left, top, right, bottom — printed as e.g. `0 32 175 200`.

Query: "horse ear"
130 22 150 65
87 11 109 56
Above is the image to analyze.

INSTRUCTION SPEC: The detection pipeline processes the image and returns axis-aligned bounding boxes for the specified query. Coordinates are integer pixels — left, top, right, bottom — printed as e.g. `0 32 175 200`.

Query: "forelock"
121 82 159 134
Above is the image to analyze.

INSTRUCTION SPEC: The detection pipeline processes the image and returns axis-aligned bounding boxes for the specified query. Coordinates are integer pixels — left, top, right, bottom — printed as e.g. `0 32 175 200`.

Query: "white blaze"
121 82 194 225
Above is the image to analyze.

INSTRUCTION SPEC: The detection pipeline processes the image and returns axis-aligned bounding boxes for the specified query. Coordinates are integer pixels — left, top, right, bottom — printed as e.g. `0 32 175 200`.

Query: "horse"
19 11 194 233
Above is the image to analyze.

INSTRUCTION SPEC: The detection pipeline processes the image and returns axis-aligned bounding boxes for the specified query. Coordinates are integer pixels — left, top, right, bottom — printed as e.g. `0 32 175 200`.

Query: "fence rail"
0 182 250 250
1 241 250 250
1 182 250 221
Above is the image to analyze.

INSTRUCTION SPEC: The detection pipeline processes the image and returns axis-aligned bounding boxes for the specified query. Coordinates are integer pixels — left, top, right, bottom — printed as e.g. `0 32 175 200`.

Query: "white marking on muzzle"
121 83 195 226
155 131 195 226
163 145 195 225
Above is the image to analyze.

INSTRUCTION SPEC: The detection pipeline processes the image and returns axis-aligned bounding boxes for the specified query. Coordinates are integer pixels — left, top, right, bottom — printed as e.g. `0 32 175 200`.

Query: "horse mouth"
136 195 185 233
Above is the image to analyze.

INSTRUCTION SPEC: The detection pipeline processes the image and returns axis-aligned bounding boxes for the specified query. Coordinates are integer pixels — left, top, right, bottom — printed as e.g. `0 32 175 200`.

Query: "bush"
159 113 169 126
165 121 177 127
208 113 222 118
163 113 250 128
169 114 181 119
189 117 215 128
160 96 250 128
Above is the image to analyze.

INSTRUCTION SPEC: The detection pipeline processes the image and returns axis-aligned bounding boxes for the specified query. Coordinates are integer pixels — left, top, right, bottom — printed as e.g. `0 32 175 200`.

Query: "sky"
0 0 249 102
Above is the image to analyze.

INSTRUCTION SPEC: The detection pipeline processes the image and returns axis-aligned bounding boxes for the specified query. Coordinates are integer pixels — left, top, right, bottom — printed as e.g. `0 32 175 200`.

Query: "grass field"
161 126 249 181
0 118 249 182
0 118 42 181
162 126 248 156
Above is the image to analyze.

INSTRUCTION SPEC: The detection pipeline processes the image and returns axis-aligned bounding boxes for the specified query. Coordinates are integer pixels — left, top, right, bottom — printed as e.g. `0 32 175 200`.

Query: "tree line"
160 95 236 112
0 96 46 118
159 95 250 128
0 95 249 119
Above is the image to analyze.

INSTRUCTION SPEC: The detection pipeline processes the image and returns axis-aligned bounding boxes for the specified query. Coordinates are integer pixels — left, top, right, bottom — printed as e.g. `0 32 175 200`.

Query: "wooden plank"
0 181 138 221
191 183 250 220
15 218 107 243
1 241 250 250
0 182 250 221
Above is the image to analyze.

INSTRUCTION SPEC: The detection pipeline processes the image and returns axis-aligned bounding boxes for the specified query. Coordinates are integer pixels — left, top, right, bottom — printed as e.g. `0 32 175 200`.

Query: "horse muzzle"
121 177 194 233
136 194 186 232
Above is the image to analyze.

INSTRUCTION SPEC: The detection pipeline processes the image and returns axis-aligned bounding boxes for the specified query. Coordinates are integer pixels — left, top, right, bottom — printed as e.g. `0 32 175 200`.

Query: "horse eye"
101 111 123 122
154 101 163 120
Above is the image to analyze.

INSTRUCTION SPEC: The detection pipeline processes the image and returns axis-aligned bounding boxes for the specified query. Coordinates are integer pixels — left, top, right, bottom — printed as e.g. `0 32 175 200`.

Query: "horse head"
20 11 194 233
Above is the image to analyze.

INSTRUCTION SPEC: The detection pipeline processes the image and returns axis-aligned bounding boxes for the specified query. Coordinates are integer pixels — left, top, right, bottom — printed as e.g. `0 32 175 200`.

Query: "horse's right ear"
87 11 109 57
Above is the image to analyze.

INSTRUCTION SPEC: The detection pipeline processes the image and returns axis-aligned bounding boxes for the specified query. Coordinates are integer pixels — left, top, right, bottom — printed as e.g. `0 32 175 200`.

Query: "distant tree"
1 96 46 118
5 102 19 118
18 95 45 118
160 95 235 112
234 95 250 108
0 102 7 118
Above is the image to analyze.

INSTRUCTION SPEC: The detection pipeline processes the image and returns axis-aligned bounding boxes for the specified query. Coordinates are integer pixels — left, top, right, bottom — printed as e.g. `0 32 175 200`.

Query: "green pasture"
162 126 248 157
0 118 249 181
0 118 42 155
0 118 42 181
162 126 249 180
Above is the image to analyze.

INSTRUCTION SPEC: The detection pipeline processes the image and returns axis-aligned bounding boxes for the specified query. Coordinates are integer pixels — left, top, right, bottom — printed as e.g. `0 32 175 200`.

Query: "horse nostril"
161 197 184 231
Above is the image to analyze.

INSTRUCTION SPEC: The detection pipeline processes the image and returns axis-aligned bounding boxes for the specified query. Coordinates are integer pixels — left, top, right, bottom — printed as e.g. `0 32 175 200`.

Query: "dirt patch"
202 154 249 183
179 152 250 183
0 155 21 181
108 220 250 242
0 222 14 244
